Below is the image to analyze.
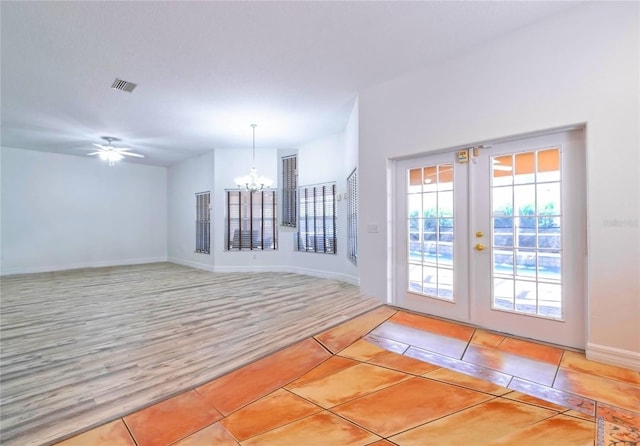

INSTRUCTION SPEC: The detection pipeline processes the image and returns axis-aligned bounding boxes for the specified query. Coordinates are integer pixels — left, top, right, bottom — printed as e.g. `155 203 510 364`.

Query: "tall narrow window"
195 192 211 254
282 155 297 227
347 169 358 265
297 183 336 254
226 190 277 251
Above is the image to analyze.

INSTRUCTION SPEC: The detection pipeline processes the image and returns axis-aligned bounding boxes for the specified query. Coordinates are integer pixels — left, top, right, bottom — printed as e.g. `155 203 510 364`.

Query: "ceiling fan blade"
118 151 144 158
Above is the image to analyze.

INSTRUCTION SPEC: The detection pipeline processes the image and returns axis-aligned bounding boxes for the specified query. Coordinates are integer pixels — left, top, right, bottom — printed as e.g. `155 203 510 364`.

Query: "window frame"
195 191 211 254
281 154 297 228
225 189 278 251
347 169 358 265
297 182 336 254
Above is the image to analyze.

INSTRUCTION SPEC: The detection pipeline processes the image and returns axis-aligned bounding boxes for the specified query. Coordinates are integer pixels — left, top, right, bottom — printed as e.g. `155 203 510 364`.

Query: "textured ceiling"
1 1 582 166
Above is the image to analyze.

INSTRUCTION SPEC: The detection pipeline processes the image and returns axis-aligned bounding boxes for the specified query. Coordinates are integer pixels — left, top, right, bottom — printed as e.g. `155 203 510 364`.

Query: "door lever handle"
475 243 486 251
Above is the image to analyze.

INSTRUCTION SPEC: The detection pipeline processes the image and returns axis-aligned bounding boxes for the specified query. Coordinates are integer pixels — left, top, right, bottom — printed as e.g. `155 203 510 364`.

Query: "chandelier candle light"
234 124 273 192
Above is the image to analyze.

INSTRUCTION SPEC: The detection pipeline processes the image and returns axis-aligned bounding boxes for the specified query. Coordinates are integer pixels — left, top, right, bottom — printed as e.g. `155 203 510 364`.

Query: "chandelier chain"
234 124 273 192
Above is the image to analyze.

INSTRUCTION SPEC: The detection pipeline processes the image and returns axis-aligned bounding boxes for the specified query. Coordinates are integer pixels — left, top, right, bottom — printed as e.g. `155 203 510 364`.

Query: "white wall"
211 138 357 283
280 124 359 284
358 2 639 366
163 109 361 283
167 151 215 270
1 147 167 274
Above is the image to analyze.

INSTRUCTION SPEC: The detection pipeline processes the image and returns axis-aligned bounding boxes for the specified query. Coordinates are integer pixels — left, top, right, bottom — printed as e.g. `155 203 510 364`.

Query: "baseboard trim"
288 266 360 286
1 257 168 276
212 265 359 286
586 342 640 371
167 258 215 272
2 258 361 286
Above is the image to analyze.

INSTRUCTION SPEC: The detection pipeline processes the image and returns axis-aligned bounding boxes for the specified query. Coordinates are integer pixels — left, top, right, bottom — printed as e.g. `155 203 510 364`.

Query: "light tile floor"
55 307 640 446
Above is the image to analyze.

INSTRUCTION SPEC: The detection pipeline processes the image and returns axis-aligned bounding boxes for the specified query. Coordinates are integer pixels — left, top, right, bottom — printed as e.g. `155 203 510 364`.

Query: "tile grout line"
121 417 139 446
136 312 400 445
373 332 605 424
552 348 568 388
377 394 505 442
312 335 336 355
324 406 386 443
215 346 384 443
222 388 320 445
459 328 475 360
56 306 637 445
394 330 640 431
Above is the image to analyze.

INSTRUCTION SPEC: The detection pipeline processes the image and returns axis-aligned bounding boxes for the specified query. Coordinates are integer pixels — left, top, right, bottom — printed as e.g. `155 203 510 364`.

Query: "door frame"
389 126 587 348
393 151 470 322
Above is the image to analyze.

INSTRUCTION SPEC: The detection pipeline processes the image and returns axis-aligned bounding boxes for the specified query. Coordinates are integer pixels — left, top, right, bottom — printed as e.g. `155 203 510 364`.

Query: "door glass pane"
493 278 514 310
514 152 535 183
409 169 423 193
515 280 537 314
423 192 437 212
438 165 454 190
515 250 537 277
538 282 561 318
492 155 514 186
492 186 512 214
494 249 514 276
538 149 560 181
407 162 455 301
423 166 438 186
408 195 422 215
409 264 423 293
491 147 562 319
437 268 453 299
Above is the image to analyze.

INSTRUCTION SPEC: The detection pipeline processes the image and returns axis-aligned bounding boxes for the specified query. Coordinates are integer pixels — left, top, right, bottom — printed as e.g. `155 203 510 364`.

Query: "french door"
394 129 586 348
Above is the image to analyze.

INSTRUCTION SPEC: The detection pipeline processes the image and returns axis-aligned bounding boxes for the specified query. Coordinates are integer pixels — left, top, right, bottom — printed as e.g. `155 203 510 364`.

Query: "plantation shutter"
282 155 297 227
195 192 210 254
297 183 336 254
226 190 277 251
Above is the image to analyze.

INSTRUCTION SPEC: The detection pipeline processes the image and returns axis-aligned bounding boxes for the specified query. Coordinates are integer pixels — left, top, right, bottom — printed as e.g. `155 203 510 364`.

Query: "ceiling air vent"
111 78 137 93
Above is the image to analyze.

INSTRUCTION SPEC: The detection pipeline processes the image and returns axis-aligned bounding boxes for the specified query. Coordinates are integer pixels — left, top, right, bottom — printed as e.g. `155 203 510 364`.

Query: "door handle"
475 243 486 251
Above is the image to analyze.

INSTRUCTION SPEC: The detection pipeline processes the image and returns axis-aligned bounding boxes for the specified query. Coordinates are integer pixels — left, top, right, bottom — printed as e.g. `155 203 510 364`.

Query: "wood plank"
0 263 382 446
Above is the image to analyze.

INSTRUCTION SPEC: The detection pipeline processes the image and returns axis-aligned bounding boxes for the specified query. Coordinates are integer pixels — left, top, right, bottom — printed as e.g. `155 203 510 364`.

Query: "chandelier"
234 124 273 192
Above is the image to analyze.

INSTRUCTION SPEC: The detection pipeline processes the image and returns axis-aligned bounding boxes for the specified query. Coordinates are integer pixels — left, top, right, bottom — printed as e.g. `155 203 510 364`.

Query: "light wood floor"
0 263 382 446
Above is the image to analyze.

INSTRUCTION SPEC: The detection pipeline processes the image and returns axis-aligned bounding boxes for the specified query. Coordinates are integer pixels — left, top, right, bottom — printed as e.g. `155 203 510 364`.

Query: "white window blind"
347 169 358 265
226 190 278 251
282 155 297 227
195 192 210 254
297 183 336 254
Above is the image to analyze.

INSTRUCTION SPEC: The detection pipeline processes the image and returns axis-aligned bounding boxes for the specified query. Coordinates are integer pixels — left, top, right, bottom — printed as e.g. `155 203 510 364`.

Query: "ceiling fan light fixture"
88 136 143 166
99 151 124 166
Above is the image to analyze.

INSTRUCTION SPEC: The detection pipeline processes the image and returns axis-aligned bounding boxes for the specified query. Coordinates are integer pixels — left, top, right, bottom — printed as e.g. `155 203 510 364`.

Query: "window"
195 192 210 254
347 169 358 265
226 190 277 250
282 155 297 227
297 183 336 254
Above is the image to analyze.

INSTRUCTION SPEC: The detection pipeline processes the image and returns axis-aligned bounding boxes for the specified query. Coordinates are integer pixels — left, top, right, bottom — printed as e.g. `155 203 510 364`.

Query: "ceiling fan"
88 136 144 166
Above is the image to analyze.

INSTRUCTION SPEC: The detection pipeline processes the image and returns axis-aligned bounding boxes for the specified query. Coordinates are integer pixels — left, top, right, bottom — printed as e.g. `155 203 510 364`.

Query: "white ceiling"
1 1 582 167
